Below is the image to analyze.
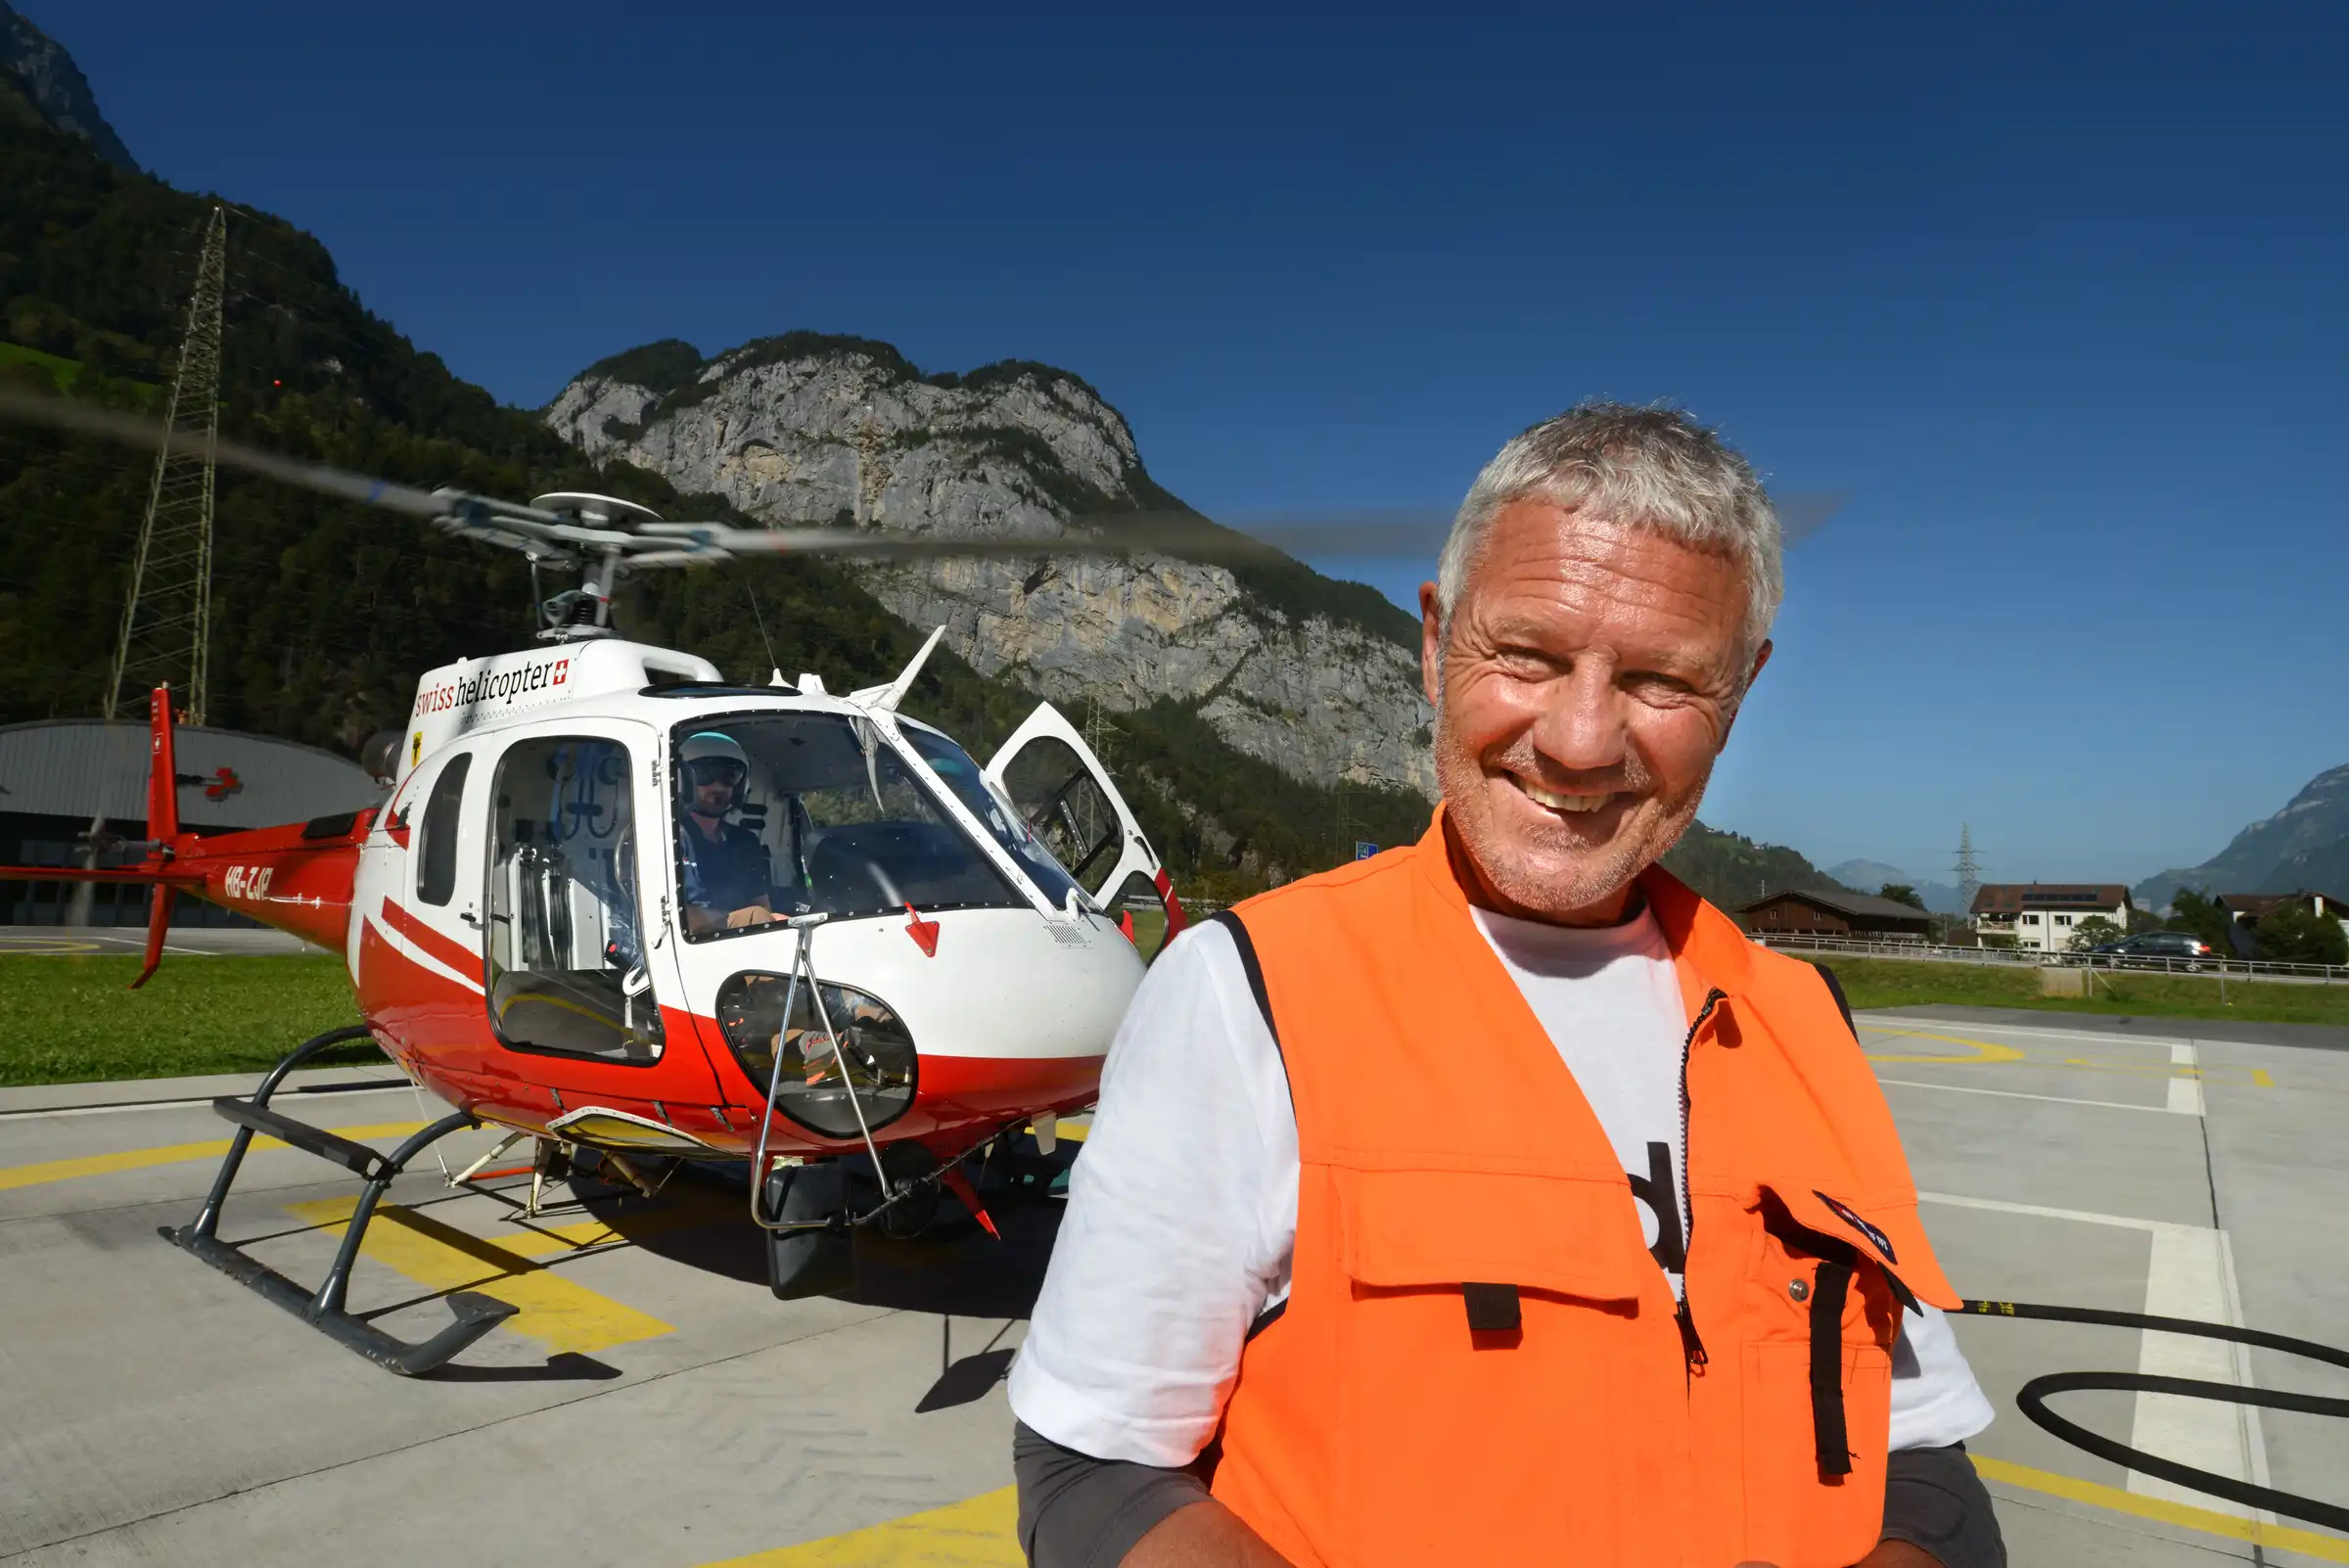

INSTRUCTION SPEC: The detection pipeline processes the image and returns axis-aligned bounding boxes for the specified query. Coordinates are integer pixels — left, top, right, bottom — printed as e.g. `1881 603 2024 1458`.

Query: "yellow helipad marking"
1862 1028 2028 1065
1972 1454 2349 1562
1864 1029 2276 1086
0 1122 424 1191
698 1486 1021 1566
698 1460 2349 1566
0 936 102 953
288 1196 673 1355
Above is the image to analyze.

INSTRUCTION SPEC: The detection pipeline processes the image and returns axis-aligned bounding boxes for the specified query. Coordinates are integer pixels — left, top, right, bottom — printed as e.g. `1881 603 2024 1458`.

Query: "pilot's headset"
677 731 751 813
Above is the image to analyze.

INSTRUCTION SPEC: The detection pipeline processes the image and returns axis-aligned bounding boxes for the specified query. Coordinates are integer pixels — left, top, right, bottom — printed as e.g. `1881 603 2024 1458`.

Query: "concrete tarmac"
1 1007 2344 1566
0 926 327 956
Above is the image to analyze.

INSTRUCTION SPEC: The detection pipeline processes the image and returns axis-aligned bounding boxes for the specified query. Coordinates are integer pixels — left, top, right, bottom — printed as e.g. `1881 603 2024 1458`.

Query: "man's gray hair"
1436 402 1783 661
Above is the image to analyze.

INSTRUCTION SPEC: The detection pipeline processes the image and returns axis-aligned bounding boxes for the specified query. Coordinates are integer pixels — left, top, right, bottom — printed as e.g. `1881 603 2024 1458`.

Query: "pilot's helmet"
679 731 750 803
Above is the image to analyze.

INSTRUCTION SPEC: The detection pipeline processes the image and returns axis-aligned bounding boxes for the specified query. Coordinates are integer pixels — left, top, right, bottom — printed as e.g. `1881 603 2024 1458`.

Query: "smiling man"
1008 405 2004 1568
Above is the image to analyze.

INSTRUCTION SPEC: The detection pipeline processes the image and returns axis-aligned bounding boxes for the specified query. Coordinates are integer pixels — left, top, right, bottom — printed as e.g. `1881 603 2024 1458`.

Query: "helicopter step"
161 1024 518 1376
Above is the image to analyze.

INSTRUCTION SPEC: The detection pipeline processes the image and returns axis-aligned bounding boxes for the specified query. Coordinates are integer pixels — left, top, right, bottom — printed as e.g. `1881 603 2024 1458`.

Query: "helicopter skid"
167 1222 517 1377
161 1025 520 1377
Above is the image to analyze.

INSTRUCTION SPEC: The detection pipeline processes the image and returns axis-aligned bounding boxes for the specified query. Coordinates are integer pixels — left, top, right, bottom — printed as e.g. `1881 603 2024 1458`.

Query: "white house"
1970 883 2133 953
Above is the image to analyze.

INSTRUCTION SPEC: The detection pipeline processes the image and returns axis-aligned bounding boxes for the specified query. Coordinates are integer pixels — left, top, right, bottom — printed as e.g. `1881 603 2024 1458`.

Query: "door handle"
458 909 482 928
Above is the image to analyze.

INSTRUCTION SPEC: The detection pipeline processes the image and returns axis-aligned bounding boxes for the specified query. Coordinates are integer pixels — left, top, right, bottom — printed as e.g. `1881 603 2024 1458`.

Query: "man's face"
1419 502 1771 925
689 764 739 818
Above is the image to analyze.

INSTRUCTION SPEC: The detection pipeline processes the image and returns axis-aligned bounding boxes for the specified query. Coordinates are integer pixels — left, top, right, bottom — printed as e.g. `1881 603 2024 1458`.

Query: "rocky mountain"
0 4 134 172
546 338 1436 801
1825 858 1965 915
2136 762 2349 908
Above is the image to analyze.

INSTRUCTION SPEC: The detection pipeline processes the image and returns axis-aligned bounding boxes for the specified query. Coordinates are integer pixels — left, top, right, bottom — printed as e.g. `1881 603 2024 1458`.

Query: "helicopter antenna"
850 624 947 714
740 581 783 684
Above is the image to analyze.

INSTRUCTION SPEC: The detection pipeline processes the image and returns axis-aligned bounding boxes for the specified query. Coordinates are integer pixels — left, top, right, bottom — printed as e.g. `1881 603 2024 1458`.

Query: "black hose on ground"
1959 1298 2349 1531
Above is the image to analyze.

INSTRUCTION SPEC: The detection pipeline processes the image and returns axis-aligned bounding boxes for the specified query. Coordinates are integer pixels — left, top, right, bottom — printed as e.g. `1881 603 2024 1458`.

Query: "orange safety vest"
1206 815 1960 1568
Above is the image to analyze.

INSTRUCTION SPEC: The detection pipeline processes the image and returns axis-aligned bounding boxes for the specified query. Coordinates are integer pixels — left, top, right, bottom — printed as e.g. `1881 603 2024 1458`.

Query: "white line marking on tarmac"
2167 1041 2206 1116
1859 1016 2200 1049
2218 1230 2278 1528
1918 1190 2261 1512
1876 1078 2191 1115
2134 1222 2253 1514
1918 1190 2187 1233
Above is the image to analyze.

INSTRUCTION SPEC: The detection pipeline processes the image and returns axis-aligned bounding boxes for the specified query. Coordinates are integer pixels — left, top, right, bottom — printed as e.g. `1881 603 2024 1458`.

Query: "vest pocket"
1739 1203 1900 1567
1328 1165 1683 1563
1338 1165 1656 1306
1740 1337 1893 1568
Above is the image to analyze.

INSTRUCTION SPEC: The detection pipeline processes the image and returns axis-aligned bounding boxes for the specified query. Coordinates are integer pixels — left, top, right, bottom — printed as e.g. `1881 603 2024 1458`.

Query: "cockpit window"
672 713 1022 941
899 721 1089 909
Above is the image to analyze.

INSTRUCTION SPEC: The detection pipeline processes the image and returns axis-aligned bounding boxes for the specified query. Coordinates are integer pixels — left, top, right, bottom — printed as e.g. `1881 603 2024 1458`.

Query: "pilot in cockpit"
676 731 778 936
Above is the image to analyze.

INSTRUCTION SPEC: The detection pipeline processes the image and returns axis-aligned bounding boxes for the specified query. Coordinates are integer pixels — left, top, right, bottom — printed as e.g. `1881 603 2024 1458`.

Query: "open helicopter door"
982 704 1183 938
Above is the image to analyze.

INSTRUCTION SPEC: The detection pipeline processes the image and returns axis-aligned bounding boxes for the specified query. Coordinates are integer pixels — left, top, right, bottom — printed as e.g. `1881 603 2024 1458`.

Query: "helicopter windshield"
671 713 1024 940
898 720 1089 910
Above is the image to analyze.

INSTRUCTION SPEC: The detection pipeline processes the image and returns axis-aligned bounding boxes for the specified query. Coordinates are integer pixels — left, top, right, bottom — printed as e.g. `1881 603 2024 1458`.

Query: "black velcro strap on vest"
1810 1261 1856 1476
1206 909 1282 1059
1815 963 1858 1041
1462 1282 1521 1333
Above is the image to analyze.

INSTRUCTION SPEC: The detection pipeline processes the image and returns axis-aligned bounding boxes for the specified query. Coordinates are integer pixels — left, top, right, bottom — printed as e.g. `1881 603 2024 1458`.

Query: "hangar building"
0 719 386 926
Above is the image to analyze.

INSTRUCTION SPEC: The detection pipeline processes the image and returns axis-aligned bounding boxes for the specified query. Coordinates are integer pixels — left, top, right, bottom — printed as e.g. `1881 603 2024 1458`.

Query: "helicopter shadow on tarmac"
575 1151 1075 1410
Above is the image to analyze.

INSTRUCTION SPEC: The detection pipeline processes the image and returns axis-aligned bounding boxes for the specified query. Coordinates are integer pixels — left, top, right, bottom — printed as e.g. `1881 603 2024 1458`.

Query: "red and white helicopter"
3 393 1198 1374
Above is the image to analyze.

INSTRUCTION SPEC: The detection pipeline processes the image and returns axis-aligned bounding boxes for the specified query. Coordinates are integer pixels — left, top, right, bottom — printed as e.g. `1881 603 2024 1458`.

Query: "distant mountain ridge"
0 4 134 171
1825 858 1965 915
2136 763 2349 908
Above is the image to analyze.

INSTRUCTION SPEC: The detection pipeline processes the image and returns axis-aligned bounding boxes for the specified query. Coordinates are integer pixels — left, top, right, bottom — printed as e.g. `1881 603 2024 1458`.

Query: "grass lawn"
0 956 370 1086
1127 906 1171 961
1808 955 2349 1028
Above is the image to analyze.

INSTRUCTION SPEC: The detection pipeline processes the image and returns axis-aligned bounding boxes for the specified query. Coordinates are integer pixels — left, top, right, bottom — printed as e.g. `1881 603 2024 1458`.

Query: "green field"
5 944 2338 1090
0 956 369 1085
1808 955 2349 1028
1128 905 1172 960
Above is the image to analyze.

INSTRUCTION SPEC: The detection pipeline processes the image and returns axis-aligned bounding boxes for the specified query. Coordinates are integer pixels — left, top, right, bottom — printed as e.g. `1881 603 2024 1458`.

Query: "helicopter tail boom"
0 688 371 984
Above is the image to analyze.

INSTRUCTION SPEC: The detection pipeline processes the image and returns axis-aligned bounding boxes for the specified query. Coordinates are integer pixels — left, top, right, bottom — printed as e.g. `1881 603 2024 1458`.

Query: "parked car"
2087 931 2213 970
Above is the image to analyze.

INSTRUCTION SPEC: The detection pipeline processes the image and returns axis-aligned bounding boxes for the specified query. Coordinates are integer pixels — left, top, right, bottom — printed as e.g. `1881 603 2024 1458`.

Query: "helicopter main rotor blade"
0 383 602 550
708 491 1849 565
1 383 1850 567
0 384 461 520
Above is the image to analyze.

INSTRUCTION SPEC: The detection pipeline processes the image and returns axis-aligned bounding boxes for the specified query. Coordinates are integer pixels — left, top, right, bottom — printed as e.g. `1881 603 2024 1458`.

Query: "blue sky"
41 1 2347 886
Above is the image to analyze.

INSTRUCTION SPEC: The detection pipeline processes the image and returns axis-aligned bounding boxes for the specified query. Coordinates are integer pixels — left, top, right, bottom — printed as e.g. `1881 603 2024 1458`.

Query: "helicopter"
0 389 1229 1375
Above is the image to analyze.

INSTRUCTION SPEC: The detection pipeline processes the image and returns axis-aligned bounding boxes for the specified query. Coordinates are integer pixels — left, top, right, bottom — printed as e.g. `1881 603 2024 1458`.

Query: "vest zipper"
1676 987 1727 1374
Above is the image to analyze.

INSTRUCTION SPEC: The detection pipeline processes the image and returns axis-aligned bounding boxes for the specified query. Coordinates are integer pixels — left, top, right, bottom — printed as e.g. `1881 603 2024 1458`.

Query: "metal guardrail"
1751 932 2349 985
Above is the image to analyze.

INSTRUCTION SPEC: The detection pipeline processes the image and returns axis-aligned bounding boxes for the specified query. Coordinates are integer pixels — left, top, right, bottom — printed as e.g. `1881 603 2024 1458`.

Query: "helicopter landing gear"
162 1025 518 1376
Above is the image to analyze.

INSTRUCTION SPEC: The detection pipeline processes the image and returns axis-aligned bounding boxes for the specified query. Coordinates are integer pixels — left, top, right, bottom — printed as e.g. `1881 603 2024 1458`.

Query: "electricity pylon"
105 205 226 724
1081 696 1117 766
1954 823 1983 915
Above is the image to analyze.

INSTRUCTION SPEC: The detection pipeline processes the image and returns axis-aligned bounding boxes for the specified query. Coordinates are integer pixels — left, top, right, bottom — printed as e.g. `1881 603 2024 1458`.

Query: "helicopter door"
982 703 1161 908
482 731 669 1063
